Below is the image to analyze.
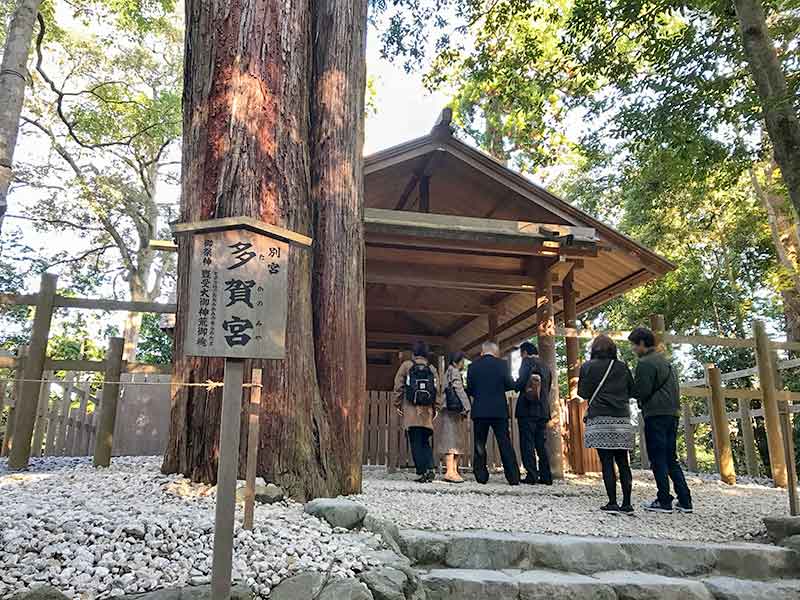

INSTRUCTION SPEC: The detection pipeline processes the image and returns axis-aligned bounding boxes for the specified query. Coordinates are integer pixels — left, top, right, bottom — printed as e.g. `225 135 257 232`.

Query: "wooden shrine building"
363 111 673 474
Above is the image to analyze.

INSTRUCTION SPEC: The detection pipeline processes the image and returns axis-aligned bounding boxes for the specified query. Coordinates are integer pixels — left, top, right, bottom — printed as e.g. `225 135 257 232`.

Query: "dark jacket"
514 356 551 420
631 349 680 418
466 354 515 420
578 358 634 419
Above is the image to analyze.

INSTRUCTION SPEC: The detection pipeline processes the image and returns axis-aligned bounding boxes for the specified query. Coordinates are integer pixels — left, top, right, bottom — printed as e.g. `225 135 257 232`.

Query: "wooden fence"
362 390 605 474
0 369 172 459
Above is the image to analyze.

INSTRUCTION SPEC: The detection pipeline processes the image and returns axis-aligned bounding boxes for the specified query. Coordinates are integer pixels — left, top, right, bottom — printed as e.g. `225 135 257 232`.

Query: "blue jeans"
645 415 692 507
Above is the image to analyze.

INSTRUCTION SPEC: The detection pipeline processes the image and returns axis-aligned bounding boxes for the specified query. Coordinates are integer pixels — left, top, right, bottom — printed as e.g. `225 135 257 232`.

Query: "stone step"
418 568 800 600
398 529 800 580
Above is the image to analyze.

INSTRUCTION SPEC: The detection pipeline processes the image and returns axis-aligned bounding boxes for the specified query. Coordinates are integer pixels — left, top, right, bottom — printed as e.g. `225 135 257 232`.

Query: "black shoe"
414 473 429 483
675 502 693 514
521 476 538 485
426 470 436 483
601 502 622 514
619 504 635 515
539 479 553 486
642 499 673 513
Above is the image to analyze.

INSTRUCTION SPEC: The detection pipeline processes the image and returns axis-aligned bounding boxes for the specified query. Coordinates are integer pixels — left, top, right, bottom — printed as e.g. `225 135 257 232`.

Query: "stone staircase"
395 529 800 600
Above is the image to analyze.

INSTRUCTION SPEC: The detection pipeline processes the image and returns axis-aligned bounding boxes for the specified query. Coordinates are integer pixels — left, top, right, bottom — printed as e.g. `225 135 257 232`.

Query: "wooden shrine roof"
363 115 673 362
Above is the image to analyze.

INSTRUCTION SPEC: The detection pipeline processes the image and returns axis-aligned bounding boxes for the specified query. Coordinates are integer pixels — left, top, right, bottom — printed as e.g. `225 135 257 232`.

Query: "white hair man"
465 340 520 485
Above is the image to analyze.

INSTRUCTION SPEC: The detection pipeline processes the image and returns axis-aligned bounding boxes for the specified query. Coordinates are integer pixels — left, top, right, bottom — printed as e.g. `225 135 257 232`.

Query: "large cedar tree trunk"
735 0 800 218
0 0 43 233
162 0 367 500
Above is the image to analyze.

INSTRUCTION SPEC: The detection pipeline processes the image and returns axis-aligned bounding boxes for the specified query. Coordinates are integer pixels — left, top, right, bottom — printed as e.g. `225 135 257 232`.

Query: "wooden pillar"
9 273 57 469
387 352 401 474
739 398 759 477
779 399 799 515
682 402 697 472
753 320 788 487
707 365 736 485
419 175 430 212
638 417 650 469
243 367 263 530
536 270 563 479
488 311 498 344
31 371 52 457
563 269 582 474
1 344 26 457
93 337 125 467
650 314 667 354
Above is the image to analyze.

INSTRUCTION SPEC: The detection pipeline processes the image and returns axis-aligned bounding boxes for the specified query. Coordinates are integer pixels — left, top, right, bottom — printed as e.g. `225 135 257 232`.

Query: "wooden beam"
56 296 177 314
419 175 430 212
366 292 491 316
394 149 445 211
367 261 558 294
367 332 448 347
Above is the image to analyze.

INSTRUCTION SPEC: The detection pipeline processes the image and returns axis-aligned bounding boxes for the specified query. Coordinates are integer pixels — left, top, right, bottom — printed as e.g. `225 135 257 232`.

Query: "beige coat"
394 357 441 430
435 364 471 455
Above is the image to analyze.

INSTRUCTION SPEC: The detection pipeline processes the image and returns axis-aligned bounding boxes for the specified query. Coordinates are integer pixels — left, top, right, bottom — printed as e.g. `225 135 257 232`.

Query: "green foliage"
136 312 172 364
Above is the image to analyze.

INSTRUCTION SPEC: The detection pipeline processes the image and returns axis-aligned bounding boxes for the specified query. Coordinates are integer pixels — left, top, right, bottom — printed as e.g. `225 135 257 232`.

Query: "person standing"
394 341 441 483
629 327 693 514
578 335 636 514
466 341 520 485
435 351 471 483
515 342 553 485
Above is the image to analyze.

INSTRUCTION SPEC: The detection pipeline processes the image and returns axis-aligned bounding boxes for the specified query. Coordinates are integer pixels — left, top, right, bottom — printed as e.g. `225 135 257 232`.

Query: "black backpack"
405 363 435 406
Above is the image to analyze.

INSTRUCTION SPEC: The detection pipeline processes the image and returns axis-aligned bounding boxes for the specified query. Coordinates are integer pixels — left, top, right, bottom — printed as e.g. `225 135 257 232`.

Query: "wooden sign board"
184 229 288 359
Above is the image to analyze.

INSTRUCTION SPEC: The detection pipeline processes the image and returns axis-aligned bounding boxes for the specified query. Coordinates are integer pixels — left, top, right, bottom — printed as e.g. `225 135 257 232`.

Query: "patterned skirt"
584 416 635 450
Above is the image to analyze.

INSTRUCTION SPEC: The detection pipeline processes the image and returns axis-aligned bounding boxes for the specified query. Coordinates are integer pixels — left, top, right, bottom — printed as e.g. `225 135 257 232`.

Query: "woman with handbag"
578 335 636 514
435 351 471 483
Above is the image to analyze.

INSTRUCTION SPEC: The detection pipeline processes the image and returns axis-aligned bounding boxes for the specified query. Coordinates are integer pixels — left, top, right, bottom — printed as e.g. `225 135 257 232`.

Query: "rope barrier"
0 378 263 391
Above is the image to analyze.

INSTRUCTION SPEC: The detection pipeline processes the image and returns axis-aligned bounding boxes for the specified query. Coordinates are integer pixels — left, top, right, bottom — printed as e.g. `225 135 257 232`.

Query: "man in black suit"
466 341 520 485
515 342 553 485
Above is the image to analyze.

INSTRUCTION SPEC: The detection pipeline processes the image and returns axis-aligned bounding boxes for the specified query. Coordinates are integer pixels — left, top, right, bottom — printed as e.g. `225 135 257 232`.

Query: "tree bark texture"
735 0 800 218
0 0 43 233
162 0 368 500
310 0 369 493
751 164 800 341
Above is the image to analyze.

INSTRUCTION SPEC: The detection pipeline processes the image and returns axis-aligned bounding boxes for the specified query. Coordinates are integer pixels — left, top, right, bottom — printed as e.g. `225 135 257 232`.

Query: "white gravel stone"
0 456 381 599
351 466 790 543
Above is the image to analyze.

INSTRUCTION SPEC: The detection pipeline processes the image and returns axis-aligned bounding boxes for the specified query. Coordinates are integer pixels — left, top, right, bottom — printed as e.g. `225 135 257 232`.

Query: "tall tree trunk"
750 164 800 341
162 0 367 501
0 0 43 234
310 0 368 493
735 0 800 218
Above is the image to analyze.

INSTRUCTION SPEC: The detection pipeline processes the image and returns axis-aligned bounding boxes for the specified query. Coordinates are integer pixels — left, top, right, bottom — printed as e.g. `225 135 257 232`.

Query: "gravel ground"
352 466 792 543
0 457 382 599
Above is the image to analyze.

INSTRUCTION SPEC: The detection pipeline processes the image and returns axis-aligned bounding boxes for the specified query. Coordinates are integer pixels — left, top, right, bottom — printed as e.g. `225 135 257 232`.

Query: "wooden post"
1 344 26 456
707 365 736 485
54 374 75 456
211 358 244 600
753 320 788 487
650 314 667 354
243 367 263 531
488 311 498 344
739 398 759 477
93 337 125 467
419 175 430 212
31 371 52 457
779 399 799 516
682 402 697 472
536 270 563 479
9 273 58 469
638 417 650 469
563 269 581 474
387 352 401 474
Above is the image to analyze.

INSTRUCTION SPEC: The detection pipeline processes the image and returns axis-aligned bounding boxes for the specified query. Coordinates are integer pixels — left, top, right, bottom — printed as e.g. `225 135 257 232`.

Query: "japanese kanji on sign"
184 229 289 359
